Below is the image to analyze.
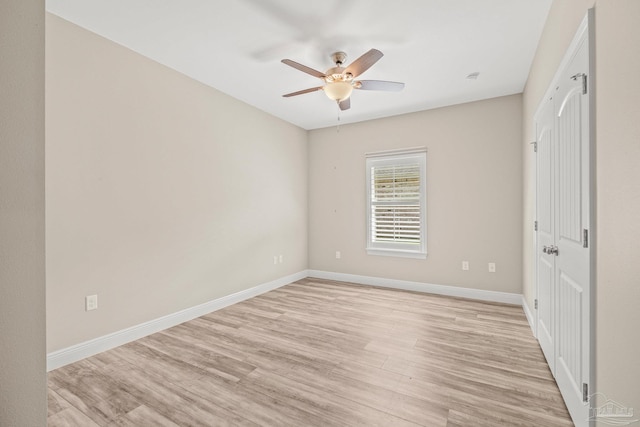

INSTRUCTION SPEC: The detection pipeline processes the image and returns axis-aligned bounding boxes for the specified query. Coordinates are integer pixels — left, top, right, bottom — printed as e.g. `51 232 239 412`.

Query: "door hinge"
571 73 588 95
583 383 589 403
534 299 538 310
534 221 538 231
583 229 589 248
530 141 538 153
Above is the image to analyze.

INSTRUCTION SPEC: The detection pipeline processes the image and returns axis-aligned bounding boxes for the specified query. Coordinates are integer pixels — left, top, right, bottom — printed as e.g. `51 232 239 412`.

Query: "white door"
534 14 592 427
552 35 591 426
535 96 556 373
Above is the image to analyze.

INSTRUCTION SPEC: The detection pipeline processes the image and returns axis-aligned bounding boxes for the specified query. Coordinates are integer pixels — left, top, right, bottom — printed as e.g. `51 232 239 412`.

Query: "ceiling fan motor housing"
324 66 353 83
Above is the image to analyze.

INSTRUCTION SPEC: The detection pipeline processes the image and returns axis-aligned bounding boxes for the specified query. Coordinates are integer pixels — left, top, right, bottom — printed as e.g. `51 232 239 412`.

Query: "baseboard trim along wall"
46 270 308 371
48 269 528 371
521 295 537 338
307 270 523 305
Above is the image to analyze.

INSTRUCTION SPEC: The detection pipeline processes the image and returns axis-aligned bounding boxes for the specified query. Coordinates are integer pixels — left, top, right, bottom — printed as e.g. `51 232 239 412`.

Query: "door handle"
542 245 559 255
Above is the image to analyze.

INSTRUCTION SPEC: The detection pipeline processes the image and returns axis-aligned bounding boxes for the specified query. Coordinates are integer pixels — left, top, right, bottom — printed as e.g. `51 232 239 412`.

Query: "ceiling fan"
281 49 404 111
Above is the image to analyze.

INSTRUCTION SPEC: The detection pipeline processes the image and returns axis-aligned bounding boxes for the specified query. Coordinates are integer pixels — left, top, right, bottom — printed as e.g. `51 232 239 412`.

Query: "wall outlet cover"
85 295 98 311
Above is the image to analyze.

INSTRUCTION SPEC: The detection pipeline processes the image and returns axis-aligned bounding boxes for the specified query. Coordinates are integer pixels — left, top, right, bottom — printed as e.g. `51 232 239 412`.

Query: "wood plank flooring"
48 278 574 426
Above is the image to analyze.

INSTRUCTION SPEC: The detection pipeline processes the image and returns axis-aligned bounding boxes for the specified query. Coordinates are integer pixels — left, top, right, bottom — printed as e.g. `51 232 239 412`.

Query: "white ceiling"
46 0 552 130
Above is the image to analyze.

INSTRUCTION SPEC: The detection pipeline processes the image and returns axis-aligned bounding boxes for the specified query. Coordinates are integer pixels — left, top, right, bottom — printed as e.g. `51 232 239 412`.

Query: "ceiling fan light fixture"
324 81 353 102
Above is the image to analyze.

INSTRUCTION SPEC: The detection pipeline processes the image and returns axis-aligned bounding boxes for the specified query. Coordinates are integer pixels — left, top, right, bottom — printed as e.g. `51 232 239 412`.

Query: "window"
366 148 427 258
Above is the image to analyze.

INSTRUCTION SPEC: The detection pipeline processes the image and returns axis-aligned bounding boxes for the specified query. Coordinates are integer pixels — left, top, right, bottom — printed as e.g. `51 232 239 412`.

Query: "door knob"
548 245 559 256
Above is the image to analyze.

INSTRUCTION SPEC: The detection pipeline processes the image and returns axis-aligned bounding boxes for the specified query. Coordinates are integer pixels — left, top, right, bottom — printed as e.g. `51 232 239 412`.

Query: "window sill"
366 248 427 259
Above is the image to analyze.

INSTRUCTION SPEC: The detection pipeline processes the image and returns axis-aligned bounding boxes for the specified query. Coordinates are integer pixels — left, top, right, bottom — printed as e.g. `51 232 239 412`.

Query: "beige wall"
0 0 47 425
309 95 523 293
46 14 308 352
593 1 640 421
522 0 640 421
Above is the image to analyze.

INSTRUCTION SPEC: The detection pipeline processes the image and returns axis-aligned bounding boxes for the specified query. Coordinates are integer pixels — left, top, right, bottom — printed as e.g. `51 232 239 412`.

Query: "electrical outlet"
462 261 469 271
273 256 278 265
85 294 98 311
488 263 496 273
336 251 341 259
279 254 283 264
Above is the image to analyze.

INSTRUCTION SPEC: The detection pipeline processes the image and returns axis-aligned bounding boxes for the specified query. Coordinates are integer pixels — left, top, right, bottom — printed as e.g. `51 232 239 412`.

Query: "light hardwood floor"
48 278 574 426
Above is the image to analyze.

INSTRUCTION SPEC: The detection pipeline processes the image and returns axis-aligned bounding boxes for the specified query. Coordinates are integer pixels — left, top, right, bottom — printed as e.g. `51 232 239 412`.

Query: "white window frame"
366 147 427 259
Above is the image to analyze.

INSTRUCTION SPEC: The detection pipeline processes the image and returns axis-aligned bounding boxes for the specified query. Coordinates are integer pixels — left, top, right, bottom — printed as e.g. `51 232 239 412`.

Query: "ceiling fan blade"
281 59 326 79
356 80 405 92
339 98 351 111
345 49 383 78
282 86 324 97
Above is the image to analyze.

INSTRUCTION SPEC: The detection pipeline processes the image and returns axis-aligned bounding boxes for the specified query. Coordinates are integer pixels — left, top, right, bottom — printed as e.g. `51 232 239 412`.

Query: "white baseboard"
307 270 523 305
47 270 308 372
521 295 537 338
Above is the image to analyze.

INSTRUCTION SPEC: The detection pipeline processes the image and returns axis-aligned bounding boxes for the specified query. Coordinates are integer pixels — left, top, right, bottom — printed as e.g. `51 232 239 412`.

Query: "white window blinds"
366 149 426 258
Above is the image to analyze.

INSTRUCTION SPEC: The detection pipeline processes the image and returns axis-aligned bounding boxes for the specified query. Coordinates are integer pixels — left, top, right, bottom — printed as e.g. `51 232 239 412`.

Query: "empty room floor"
47 278 573 426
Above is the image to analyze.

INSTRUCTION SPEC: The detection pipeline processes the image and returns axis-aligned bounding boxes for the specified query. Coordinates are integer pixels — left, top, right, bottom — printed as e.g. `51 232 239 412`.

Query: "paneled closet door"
553 34 591 427
535 96 556 373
